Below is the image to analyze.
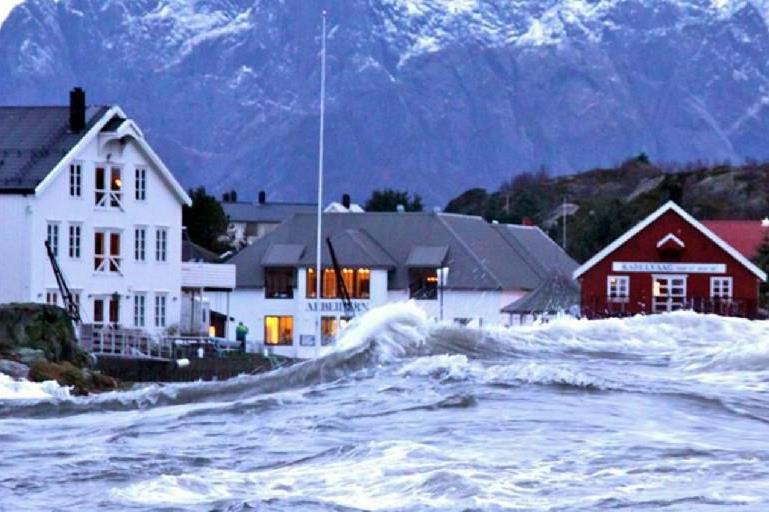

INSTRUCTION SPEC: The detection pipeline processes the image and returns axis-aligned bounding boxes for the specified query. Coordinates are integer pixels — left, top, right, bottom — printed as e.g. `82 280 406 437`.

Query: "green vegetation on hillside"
183 187 230 253
445 157 769 263
365 189 423 212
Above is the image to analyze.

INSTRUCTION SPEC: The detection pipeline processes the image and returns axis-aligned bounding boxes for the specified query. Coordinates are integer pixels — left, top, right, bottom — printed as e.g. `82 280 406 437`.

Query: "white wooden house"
0 88 191 335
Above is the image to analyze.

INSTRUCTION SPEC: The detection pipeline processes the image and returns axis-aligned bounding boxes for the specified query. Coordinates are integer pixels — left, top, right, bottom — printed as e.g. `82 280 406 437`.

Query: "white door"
652 275 687 312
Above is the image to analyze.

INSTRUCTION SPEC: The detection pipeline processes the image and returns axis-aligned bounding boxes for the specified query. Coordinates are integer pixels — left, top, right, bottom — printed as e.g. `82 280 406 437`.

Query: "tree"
364 188 423 212
183 187 230 253
444 188 489 216
754 230 769 309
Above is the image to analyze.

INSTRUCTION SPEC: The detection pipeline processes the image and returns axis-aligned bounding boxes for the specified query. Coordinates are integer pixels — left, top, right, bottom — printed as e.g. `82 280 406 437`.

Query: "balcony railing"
582 296 758 319
80 324 173 360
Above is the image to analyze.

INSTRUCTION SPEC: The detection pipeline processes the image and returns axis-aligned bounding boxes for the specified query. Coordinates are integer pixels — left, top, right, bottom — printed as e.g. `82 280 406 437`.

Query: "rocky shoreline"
0 303 124 395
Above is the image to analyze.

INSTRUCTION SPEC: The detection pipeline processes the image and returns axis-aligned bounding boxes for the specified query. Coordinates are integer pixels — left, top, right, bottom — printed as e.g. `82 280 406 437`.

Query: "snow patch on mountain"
0 0 26 29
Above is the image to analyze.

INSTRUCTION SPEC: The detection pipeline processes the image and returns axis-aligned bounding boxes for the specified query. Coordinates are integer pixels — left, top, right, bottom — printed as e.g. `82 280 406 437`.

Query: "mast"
562 197 567 251
314 10 327 357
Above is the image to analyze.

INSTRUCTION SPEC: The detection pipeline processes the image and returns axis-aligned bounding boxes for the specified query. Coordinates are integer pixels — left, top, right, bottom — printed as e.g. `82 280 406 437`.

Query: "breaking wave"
5 303 769 417
0 373 71 401
5 302 769 510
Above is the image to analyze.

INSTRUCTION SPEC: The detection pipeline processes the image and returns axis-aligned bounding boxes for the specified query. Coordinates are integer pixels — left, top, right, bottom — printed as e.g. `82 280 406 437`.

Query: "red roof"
703 220 769 259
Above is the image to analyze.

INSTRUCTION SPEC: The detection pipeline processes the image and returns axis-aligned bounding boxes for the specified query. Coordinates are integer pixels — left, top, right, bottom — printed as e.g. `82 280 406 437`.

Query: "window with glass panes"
69 224 81 258
710 277 733 299
607 275 630 302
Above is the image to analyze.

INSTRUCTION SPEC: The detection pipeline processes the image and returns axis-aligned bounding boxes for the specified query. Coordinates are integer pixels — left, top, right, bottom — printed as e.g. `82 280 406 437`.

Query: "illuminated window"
710 277 733 299
307 268 318 298
307 268 372 299
95 166 123 208
356 269 370 298
321 316 337 345
607 275 629 302
409 268 438 300
323 269 338 298
264 316 293 345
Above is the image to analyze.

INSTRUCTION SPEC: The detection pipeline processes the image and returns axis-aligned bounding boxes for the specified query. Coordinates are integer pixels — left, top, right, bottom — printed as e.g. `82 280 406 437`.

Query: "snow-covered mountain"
3 0 769 204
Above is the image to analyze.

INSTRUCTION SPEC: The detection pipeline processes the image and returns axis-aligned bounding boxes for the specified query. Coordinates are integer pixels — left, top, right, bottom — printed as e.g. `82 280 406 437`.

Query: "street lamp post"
438 267 450 322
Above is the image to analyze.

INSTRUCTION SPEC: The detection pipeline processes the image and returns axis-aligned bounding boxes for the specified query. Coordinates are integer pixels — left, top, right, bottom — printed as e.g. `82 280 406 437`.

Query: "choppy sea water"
3 303 769 511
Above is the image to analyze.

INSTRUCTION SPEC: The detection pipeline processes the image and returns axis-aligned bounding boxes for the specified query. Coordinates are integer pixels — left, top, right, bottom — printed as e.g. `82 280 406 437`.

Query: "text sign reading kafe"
611 262 726 274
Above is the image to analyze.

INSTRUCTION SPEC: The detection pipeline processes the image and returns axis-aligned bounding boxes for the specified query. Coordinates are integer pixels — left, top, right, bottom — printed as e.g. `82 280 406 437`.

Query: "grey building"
219 211 579 358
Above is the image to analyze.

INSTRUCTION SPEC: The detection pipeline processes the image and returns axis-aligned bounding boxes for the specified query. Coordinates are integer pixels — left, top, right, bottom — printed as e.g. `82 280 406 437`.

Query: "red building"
574 202 767 319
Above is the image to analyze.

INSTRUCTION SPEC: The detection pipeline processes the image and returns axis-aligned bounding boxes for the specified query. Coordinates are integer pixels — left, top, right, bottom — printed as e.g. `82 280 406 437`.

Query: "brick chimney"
69 87 86 133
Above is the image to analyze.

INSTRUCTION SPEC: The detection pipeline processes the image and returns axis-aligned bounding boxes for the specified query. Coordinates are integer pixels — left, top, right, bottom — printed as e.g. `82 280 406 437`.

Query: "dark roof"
262 244 306 266
182 238 221 263
0 106 111 192
501 272 580 314
493 224 579 281
229 212 579 291
406 245 449 267
223 201 317 223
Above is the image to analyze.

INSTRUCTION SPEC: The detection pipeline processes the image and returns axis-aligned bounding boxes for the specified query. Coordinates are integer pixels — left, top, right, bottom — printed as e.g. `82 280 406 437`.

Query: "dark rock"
0 303 88 367
0 359 29 379
13 348 46 365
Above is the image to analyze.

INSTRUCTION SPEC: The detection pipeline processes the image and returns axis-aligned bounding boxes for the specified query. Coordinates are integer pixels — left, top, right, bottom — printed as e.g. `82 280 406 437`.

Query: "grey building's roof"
223 201 317 223
182 238 221 263
229 212 579 292
492 224 579 280
501 272 580 314
0 106 111 193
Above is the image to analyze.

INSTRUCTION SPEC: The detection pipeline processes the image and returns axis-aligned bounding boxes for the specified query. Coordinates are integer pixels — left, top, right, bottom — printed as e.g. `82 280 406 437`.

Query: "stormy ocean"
3 303 769 511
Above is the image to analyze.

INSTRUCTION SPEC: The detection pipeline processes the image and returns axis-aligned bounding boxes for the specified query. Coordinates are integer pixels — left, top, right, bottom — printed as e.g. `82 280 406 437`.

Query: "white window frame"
710 276 733 300
154 294 167 328
94 229 122 274
68 223 82 259
134 226 147 262
47 222 60 258
45 290 58 306
135 167 147 201
134 293 146 327
607 275 629 303
155 228 168 262
69 163 82 197
95 165 123 209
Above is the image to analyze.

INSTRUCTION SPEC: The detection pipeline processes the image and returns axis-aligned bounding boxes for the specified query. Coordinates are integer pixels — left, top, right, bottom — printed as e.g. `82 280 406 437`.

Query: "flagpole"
314 11 327 358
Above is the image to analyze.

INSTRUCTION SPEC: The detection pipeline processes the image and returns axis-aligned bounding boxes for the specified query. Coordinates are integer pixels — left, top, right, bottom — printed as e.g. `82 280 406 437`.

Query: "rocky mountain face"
2 0 769 204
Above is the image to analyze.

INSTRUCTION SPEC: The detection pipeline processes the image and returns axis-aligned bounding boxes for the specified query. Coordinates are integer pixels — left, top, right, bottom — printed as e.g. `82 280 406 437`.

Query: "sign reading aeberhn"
306 301 370 313
612 262 726 274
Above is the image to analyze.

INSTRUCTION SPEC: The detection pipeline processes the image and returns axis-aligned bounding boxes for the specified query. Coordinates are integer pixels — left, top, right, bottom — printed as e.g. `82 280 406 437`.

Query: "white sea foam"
0 373 71 401
332 301 431 361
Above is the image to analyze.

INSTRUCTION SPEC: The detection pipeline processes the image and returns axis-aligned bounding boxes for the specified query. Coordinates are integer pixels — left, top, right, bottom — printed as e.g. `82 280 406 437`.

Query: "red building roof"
702 220 769 260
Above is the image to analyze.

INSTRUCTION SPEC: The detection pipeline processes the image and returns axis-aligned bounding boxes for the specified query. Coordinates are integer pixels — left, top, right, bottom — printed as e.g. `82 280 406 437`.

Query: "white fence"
79 325 175 360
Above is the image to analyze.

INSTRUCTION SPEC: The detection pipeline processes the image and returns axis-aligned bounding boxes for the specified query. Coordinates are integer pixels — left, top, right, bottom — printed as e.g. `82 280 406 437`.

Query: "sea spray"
5 307 769 510
0 373 71 401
